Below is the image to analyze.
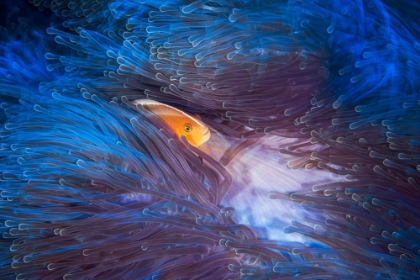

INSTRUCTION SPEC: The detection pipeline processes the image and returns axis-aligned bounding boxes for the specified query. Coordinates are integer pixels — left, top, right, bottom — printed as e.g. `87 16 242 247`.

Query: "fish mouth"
202 129 211 143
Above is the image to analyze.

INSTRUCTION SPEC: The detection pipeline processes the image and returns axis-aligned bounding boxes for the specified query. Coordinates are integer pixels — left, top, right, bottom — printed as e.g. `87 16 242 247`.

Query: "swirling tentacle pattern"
0 0 420 279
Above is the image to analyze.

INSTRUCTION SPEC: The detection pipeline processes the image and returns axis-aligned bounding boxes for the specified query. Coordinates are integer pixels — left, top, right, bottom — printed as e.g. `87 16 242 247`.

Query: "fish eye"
183 123 193 133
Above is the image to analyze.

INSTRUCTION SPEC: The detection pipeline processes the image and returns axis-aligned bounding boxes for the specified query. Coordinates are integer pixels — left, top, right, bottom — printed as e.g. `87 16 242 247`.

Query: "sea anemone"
1 0 420 279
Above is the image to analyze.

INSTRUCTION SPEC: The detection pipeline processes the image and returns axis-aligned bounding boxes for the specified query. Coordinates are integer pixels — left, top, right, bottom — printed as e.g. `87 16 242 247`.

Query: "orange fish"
132 99 211 147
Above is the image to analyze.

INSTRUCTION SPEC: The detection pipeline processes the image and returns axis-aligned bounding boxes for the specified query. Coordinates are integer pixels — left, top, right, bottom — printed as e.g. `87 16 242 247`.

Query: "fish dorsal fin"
132 99 206 128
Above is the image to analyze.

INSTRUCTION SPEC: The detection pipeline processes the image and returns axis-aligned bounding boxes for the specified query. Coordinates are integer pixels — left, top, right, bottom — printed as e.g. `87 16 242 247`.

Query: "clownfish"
132 99 211 147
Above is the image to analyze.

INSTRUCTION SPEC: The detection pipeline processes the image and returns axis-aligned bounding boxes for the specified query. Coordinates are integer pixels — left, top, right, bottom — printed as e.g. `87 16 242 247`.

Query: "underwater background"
1 0 420 279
